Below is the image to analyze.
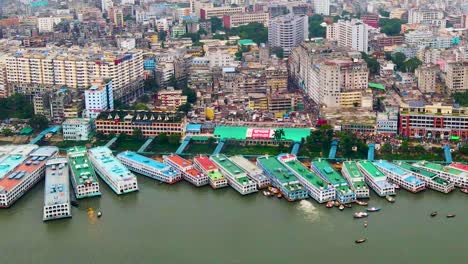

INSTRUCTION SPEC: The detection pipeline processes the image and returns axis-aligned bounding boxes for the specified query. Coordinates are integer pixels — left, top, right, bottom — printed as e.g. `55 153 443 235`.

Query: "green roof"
67 146 98 186
312 160 348 188
369 82 385 90
357 161 386 179
210 154 250 184
238 39 256 45
343 161 368 189
397 162 437 178
213 126 311 142
256 156 303 192
284 159 328 189
19 127 33 135
207 170 225 181
191 136 211 141
415 161 463 175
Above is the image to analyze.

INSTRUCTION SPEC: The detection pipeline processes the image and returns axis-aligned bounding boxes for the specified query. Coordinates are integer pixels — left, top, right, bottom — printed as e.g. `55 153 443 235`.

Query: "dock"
413 161 468 188
374 160 426 193
229 155 270 189
395 161 454 193
357 160 395 197
210 154 257 195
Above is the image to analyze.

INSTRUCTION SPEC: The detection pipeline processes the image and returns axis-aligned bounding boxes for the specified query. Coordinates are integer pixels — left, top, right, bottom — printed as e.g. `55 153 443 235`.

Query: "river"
0 176 467 263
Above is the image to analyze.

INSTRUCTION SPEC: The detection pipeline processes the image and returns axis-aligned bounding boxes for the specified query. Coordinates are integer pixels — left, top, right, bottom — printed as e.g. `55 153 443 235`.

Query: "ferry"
229 155 270 189
311 159 356 204
413 161 468 188
193 156 228 189
356 161 395 197
88 147 138 195
341 161 370 198
43 158 71 221
256 155 307 201
163 154 208 187
210 154 257 195
0 145 58 208
66 146 101 199
117 151 182 184
395 162 454 193
374 160 426 193
278 154 335 203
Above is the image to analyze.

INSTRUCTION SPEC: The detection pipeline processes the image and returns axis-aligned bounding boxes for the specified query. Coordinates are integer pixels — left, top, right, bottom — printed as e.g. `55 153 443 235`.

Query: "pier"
212 138 226 155
443 144 452 163
328 140 338 159
175 136 191 154
137 137 155 153
368 143 375 161
29 126 60 145
104 135 119 148
291 141 301 155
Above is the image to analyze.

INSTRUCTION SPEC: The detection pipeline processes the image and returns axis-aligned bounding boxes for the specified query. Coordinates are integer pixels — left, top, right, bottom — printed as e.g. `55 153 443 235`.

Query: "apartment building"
37 16 63 33
4 48 143 102
223 12 269 29
333 19 369 53
446 62 468 94
268 15 308 56
83 80 114 119
200 6 245 20
399 102 468 139
408 8 445 27
62 118 93 141
313 0 330 16
95 110 186 136
157 89 187 109
33 88 73 123
415 64 438 94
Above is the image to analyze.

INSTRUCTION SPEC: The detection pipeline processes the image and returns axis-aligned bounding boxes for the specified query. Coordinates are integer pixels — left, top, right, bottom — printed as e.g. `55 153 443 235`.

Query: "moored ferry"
67 146 101 199
278 154 335 203
413 161 468 188
357 161 396 197
43 158 71 221
164 154 208 186
193 156 228 189
341 161 370 198
210 154 257 195
311 159 356 204
256 155 307 201
88 147 138 195
117 151 182 184
374 160 426 193
396 162 454 193
229 155 270 189
0 146 58 208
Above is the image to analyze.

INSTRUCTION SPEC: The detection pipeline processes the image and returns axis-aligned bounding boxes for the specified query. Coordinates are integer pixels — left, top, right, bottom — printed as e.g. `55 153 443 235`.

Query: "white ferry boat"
164 154 208 187
67 146 101 199
413 161 468 188
396 162 454 193
210 154 257 195
88 147 138 195
357 161 396 197
229 155 270 189
341 161 370 198
43 158 71 221
193 156 228 189
374 160 426 193
117 151 182 184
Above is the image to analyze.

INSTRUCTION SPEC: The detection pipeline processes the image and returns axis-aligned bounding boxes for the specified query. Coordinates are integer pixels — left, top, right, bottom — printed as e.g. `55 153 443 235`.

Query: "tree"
182 88 197 103
361 52 380 75
198 28 208 35
210 17 223 32
182 32 201 43
177 102 192 114
28 114 49 131
378 9 390 18
144 77 158 92
308 15 326 38
391 52 406 71
271 47 284 59
132 128 144 140
133 103 150 111
379 18 404 36
452 91 468 107
0 94 34 119
1 128 14 136
169 74 177 88
229 22 268 44
157 133 169 144
168 134 181 145
402 57 422 73
273 129 285 141
139 94 151 103
158 31 167 42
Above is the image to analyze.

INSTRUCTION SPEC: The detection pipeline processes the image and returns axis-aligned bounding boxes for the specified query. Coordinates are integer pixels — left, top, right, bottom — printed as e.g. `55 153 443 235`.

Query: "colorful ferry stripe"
229 155 270 189
43 158 71 221
396 162 454 193
278 154 335 203
193 156 228 189
341 161 370 198
117 151 182 184
357 161 395 197
413 161 468 188
210 154 257 195
67 146 101 199
256 155 307 201
164 154 208 187
373 160 426 193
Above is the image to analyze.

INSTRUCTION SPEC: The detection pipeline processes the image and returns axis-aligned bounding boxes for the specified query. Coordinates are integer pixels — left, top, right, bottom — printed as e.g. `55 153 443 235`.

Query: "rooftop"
256 155 303 192
374 160 410 176
357 161 386 179
88 147 135 181
343 161 367 189
44 158 69 206
449 163 468 172
207 170 225 181
283 157 329 189
166 154 192 168
210 154 250 184
312 160 348 187
96 110 184 123
229 155 268 181
67 146 98 185
194 156 218 172
396 162 437 179
0 156 46 193
213 126 310 142
414 161 464 176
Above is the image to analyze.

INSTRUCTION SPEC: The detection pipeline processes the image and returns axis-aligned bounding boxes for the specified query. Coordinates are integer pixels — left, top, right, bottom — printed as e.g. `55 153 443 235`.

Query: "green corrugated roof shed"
238 39 256 46
19 127 33 135
213 126 310 142
368 83 385 90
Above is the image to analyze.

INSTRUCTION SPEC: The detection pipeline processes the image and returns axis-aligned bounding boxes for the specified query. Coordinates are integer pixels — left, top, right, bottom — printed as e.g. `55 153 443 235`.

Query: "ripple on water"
297 200 319 222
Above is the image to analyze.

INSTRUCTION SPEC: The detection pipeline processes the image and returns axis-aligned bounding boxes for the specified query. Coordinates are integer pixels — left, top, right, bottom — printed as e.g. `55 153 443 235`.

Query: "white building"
313 0 330 16
117 38 136 50
101 0 113 13
268 15 308 56
37 17 62 33
335 19 369 53
205 48 236 68
408 8 445 27
62 118 93 141
84 80 114 119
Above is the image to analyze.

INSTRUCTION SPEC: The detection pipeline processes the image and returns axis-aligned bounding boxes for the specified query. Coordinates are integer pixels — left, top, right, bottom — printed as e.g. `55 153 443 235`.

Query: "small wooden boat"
269 187 279 194
353 212 368 218
355 200 368 206
326 201 334 208
71 200 79 207
366 207 381 212
461 189 468 194
263 191 272 196
334 201 340 207
446 214 456 218
355 238 367 244
344 203 352 208
339 204 345 211
97 211 102 218
430 211 438 217
364 221 368 228
276 193 282 199
386 196 395 203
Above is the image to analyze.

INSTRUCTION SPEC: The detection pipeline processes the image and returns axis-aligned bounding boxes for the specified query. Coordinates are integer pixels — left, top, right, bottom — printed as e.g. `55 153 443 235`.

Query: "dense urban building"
268 15 308 56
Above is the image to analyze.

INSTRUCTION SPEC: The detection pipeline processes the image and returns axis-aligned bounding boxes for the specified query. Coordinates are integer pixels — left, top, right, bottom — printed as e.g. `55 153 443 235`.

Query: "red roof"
186 168 202 178
194 156 217 171
0 159 45 191
450 163 468 172
167 154 192 168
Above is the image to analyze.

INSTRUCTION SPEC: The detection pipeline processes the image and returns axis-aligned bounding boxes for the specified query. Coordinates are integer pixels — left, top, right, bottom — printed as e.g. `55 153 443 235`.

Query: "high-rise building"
84 80 114 119
268 15 308 56
33 88 73 124
334 19 369 53
313 0 330 16
415 64 438 94
408 8 445 27
446 62 468 94
37 16 62 33
4 48 143 102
